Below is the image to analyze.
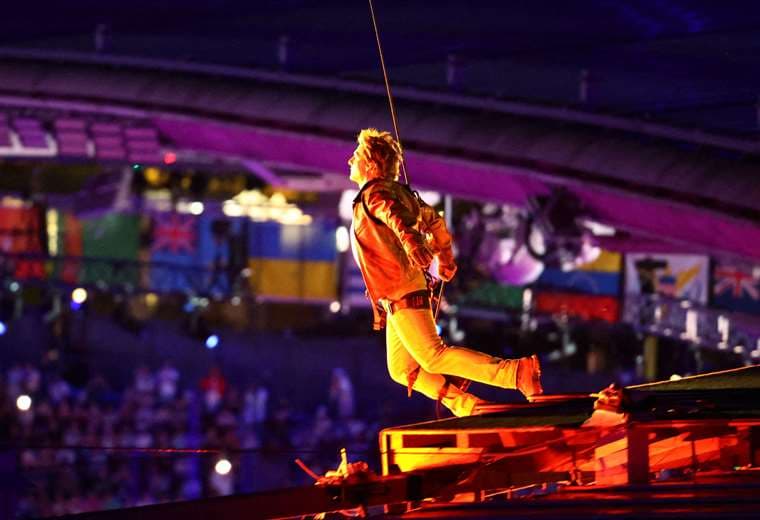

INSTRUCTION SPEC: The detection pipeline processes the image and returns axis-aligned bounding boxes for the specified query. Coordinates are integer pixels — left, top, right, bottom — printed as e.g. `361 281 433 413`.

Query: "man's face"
348 145 367 185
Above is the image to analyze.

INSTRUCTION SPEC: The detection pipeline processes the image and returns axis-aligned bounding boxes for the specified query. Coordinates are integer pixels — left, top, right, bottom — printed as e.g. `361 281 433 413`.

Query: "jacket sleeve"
363 184 426 251
419 201 454 261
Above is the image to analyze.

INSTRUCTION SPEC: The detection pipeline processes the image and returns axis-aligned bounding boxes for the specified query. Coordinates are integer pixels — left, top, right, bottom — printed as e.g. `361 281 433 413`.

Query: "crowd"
2 359 371 518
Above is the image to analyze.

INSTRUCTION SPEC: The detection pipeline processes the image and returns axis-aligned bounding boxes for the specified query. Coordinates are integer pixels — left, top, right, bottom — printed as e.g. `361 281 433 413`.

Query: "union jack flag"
152 213 196 254
714 266 759 300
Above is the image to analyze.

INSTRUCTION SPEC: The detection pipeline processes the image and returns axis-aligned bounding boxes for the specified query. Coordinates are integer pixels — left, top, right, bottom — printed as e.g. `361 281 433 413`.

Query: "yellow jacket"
351 179 454 329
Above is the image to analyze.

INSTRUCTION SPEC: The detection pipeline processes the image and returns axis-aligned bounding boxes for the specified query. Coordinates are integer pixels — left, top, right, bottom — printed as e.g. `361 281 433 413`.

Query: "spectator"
328 367 355 419
133 365 156 395
157 361 180 402
199 366 227 412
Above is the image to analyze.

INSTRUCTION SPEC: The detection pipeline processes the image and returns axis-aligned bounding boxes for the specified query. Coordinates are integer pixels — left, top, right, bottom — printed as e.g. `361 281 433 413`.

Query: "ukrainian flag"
248 220 338 302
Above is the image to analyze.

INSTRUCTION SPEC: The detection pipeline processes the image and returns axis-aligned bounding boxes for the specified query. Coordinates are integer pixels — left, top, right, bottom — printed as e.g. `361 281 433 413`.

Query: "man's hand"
405 241 434 269
438 259 457 282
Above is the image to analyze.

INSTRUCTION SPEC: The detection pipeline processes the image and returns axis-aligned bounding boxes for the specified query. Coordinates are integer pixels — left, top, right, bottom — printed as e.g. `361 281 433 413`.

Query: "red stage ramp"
379 366 760 508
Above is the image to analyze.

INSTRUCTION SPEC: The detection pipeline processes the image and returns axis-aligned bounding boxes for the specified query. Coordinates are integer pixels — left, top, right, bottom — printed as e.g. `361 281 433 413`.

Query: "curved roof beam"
1 47 758 154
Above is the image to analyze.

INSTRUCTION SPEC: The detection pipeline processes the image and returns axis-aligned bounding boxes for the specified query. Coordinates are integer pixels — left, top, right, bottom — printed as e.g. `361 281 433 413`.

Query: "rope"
367 0 409 186
368 0 448 320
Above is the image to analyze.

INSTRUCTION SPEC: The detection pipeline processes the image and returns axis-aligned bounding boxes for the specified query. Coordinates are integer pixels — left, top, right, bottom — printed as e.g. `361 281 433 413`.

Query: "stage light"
338 190 358 220
231 296 241 306
72 288 88 304
8 281 20 293
0 321 6 335
205 334 219 349
215 458 232 475
669 374 682 381
145 293 158 307
189 201 204 215
16 395 32 411
329 301 341 313
335 226 350 253
223 200 244 217
163 151 177 165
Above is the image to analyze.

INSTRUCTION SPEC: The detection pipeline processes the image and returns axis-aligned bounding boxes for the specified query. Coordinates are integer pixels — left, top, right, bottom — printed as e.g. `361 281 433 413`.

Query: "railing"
0 252 244 297
623 293 760 362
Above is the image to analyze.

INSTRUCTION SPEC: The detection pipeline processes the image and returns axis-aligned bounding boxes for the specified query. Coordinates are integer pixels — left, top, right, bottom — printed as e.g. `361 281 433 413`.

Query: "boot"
516 354 543 399
439 382 485 417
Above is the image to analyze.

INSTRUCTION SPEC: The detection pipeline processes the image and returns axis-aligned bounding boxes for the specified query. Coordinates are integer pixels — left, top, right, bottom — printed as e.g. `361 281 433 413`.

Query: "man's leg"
386 317 482 416
387 307 542 396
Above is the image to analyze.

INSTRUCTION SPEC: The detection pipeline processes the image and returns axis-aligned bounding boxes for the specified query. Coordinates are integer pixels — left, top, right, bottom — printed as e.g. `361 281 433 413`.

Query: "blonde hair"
356 128 403 180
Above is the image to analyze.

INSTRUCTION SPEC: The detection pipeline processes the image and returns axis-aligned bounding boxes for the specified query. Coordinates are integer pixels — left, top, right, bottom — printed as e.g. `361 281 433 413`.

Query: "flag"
711 262 760 315
150 213 242 294
248 219 338 302
625 253 709 303
342 250 369 308
535 250 621 296
535 292 619 322
81 213 140 286
47 210 83 284
0 205 45 280
460 281 524 310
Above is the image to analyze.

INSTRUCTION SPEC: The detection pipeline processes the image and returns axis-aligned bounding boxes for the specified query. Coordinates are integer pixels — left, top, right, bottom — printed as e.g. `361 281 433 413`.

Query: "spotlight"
335 226 350 253
163 151 177 165
0 321 6 335
16 394 32 411
8 281 20 293
214 458 232 475
329 301 341 314
189 201 204 215
205 334 219 349
72 288 88 304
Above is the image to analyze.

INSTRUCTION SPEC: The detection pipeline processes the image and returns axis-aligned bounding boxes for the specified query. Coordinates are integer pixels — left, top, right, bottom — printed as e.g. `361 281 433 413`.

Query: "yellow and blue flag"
248 220 338 302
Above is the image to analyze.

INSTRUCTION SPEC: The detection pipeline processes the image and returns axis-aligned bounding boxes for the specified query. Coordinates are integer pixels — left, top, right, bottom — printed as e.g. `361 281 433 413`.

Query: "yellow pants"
385 307 519 417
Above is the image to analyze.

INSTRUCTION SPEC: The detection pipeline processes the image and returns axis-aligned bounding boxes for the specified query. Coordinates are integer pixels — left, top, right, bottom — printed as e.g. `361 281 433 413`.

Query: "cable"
367 0 409 186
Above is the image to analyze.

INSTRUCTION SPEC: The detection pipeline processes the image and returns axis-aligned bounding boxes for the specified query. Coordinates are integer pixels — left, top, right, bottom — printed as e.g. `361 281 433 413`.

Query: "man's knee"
387 364 408 386
416 343 448 374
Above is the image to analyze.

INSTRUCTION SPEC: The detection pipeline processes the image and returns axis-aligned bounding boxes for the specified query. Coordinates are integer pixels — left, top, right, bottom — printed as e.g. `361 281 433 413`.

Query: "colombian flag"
535 250 621 297
533 250 622 322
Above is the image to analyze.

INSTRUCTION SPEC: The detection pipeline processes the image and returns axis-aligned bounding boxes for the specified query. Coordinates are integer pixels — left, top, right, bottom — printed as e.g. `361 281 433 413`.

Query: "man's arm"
364 184 433 268
419 202 457 282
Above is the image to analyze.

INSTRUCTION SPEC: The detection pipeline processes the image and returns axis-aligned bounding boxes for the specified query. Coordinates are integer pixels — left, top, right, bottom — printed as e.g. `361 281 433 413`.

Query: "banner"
625 253 709 303
711 261 760 315
248 220 337 301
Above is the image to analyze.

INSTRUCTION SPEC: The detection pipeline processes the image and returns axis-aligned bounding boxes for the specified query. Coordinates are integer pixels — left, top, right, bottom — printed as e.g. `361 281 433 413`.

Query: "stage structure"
62 365 760 519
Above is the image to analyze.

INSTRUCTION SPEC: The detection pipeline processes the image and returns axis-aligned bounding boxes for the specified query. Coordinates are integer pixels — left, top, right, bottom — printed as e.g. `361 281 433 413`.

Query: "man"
349 128 543 417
